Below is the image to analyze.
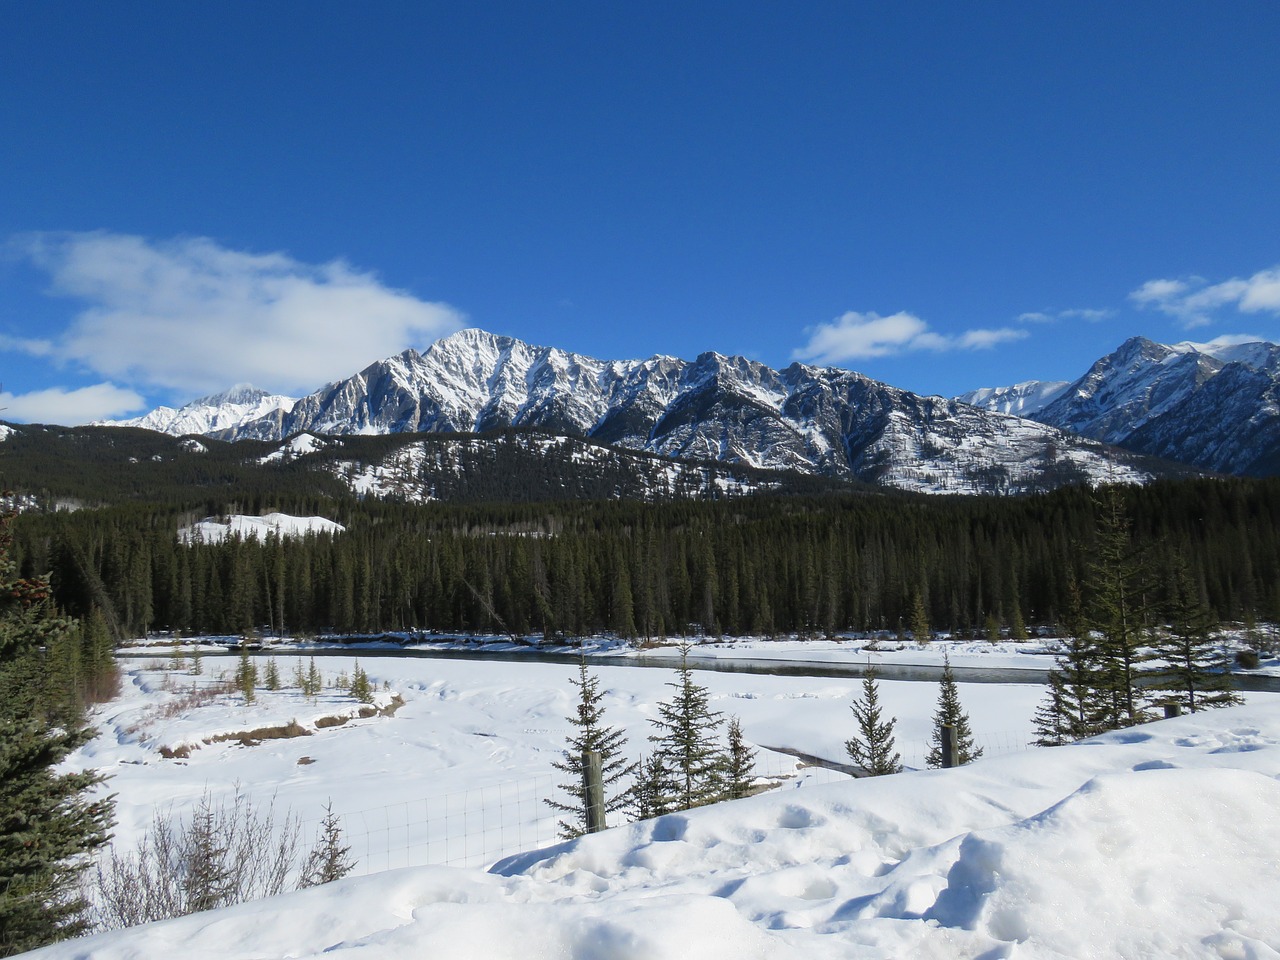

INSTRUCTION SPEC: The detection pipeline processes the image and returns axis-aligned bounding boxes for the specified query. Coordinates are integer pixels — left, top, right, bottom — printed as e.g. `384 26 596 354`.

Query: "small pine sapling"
845 667 903 776
724 716 757 800
299 802 354 887
925 654 983 768
349 662 373 704
235 647 257 705
546 660 637 838
264 658 281 692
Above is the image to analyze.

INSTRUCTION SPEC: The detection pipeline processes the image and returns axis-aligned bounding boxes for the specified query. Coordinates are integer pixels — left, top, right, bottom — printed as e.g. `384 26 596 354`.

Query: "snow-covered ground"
176 512 345 544
33 650 1280 959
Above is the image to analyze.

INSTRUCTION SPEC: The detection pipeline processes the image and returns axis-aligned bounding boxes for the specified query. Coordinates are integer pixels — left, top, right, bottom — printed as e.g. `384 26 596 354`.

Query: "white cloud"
793 311 1027 365
14 232 466 396
0 333 54 356
1017 307 1112 324
1130 266 1280 328
0 383 146 425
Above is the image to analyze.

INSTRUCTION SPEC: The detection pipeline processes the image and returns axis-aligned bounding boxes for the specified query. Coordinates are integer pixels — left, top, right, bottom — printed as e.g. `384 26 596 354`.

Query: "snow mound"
924 768 1280 955
177 512 344 544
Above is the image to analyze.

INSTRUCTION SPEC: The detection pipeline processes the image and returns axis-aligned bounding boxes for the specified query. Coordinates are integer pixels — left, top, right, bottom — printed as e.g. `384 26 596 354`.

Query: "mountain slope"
98 385 297 436
961 336 1280 476
127 328 1161 495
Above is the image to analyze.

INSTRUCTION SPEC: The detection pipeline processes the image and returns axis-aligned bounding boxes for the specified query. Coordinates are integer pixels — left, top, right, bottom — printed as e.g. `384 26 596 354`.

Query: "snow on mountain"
31 650 1280 960
258 432 331 464
955 380 1069 418
97 384 297 436
961 336 1280 475
107 329 1156 496
177 512 344 544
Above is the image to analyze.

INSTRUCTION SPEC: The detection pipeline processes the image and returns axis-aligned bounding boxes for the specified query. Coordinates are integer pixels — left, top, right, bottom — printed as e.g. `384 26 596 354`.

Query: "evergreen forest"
9 476 1280 643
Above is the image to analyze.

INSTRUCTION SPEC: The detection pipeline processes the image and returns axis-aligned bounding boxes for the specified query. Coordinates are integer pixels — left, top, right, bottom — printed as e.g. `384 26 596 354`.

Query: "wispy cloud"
0 383 145 424
10 231 466 396
793 311 1027 365
1017 307 1113 324
1130 265 1280 328
0 333 55 356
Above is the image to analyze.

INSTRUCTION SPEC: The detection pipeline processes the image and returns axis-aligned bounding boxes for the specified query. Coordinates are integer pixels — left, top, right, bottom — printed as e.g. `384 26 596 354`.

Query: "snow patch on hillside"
178 512 344 544
259 433 330 463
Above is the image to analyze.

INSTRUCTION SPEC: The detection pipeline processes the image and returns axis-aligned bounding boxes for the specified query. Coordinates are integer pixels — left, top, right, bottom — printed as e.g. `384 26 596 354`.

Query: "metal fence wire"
303 728 1035 875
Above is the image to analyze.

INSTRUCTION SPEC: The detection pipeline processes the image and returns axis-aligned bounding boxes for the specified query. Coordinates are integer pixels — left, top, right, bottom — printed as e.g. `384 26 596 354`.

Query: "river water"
130 642 1280 693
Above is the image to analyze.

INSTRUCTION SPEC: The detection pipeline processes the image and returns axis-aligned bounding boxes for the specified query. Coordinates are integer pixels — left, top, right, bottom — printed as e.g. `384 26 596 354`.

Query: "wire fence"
303 775 560 874
302 727 1039 876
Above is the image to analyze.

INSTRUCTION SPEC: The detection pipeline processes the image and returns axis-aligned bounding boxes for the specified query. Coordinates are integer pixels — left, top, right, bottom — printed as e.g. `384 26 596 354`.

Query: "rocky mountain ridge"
98 329 1161 495
960 336 1280 475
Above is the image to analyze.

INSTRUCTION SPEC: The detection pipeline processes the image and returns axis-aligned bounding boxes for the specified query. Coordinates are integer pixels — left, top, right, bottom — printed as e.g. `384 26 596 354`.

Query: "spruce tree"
298 802 354 887
1148 558 1242 714
910 591 930 644
925 654 983 767
1033 576 1109 745
845 667 902 776
235 646 257 705
0 513 113 955
1087 486 1154 728
723 716 757 800
632 753 675 821
545 660 637 838
648 644 726 810
264 658 281 692
305 658 323 699
348 661 373 704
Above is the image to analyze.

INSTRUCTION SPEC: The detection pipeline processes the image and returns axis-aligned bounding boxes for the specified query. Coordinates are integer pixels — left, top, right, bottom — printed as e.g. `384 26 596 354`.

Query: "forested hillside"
0 423 848 509
11 479 1280 641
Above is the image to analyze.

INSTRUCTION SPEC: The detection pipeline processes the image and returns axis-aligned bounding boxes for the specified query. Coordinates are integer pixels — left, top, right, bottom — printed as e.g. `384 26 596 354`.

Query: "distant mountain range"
98 329 1167 496
958 336 1280 476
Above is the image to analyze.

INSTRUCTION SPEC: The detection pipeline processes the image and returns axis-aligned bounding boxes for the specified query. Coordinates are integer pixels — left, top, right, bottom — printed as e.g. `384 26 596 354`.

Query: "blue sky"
3 2 1279 424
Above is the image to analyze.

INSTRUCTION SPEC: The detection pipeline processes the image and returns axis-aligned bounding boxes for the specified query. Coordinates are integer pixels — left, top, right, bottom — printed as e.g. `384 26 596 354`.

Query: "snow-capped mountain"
955 380 1070 419
104 329 1161 495
98 384 297 436
961 336 1280 475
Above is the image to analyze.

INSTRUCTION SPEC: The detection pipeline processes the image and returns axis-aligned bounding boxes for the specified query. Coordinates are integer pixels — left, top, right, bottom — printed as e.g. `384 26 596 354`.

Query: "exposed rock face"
101 328 1161 494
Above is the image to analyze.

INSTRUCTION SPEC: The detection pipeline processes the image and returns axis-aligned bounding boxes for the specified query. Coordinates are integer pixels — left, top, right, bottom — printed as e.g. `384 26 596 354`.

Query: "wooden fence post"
583 750 606 834
940 723 958 768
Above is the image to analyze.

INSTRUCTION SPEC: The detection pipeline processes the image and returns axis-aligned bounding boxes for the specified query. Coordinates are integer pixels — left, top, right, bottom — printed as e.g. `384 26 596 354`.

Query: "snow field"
40 653 1280 959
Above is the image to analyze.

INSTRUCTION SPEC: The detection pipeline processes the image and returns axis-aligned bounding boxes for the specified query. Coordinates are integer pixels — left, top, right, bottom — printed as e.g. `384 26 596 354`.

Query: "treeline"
11 477 1280 641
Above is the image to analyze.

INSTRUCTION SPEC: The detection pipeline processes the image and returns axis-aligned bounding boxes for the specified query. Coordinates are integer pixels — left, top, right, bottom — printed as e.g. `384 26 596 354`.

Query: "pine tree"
545 660 638 838
925 654 983 767
298 802 354 887
305 658 323 699
181 795 234 914
235 646 257 705
0 513 112 954
1087 486 1154 728
1148 559 1242 714
723 716 757 800
845 667 902 776
648 644 726 810
632 753 675 821
348 661 373 704
910 590 930 644
1032 577 1110 745
264 658 281 692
